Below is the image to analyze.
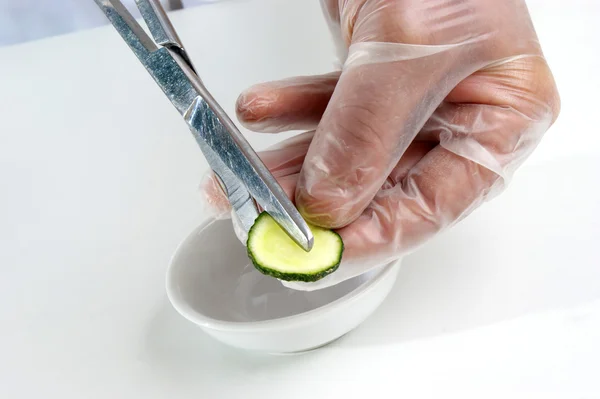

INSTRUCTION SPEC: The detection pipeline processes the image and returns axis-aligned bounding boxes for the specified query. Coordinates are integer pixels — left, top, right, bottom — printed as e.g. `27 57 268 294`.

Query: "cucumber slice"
247 212 344 282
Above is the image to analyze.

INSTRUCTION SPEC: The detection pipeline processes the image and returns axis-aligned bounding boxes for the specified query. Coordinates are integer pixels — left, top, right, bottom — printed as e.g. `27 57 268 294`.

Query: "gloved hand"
202 0 560 290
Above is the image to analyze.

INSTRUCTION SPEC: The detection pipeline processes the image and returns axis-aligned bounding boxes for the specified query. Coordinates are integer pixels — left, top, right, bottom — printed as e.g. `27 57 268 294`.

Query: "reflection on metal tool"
94 0 313 251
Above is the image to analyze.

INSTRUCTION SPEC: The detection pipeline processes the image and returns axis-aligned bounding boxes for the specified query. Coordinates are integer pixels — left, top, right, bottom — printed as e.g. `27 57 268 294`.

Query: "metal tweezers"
94 0 314 251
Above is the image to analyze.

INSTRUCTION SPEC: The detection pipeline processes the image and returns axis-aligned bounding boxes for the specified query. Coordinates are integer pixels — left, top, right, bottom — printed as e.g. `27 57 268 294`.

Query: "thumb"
295 41 479 228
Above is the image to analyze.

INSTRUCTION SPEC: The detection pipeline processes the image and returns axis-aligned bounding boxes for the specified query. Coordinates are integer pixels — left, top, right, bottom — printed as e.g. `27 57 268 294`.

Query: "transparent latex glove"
201 0 560 290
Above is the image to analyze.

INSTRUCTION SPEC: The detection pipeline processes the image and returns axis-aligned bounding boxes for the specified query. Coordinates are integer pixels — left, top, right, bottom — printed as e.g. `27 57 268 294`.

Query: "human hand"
202 0 560 290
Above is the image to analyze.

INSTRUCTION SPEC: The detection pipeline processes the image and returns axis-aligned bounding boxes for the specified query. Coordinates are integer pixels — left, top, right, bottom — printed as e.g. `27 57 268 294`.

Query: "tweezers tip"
298 229 314 252
305 235 315 252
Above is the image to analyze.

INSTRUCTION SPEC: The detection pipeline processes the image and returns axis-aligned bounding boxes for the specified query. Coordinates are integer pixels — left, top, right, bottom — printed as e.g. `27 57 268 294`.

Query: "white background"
1 0 599 397
0 0 221 46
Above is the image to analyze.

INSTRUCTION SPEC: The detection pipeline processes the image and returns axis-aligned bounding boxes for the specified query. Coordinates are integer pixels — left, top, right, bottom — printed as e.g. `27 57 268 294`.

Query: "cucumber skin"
249 256 341 282
246 212 344 283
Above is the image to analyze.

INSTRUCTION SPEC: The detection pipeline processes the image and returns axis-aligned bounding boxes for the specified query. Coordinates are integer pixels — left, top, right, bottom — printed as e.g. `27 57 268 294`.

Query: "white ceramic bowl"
166 219 401 353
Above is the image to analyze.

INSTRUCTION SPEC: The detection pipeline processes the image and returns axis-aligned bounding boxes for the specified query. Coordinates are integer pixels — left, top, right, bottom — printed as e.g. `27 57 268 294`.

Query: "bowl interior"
167 219 380 323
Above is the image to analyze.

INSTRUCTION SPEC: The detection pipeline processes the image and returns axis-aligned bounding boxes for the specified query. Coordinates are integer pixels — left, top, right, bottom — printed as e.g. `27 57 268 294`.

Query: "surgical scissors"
94 0 314 251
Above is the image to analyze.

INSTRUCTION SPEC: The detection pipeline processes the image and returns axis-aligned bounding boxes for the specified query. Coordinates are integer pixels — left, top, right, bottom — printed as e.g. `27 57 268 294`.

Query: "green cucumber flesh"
246 212 344 282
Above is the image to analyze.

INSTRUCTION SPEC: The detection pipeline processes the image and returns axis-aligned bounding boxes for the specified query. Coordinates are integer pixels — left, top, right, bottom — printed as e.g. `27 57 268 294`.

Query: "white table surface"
1 0 599 397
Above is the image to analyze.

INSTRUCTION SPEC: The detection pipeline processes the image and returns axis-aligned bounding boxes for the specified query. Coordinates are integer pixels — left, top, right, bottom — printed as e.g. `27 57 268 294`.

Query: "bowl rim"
165 218 400 333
